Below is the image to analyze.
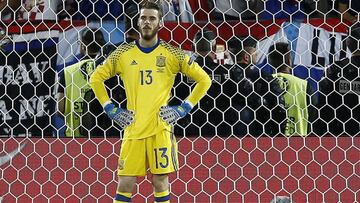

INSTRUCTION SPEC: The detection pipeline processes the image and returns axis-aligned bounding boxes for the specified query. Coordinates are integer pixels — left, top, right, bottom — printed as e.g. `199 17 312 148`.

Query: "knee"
152 174 169 191
117 176 136 193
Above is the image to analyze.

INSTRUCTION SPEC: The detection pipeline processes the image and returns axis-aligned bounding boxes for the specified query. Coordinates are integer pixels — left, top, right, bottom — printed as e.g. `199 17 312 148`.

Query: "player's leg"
114 176 136 203
152 174 170 203
114 139 147 203
147 130 179 203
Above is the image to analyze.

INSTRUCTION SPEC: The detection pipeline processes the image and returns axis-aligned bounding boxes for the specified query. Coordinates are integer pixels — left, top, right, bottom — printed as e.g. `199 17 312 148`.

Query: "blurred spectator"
193 27 217 69
57 0 77 20
173 27 227 136
339 0 359 23
192 28 229 136
227 36 286 136
0 0 20 20
18 0 59 20
209 0 258 20
318 23 360 135
1 0 60 21
259 0 316 21
268 42 317 136
161 0 194 22
0 26 11 51
57 28 105 137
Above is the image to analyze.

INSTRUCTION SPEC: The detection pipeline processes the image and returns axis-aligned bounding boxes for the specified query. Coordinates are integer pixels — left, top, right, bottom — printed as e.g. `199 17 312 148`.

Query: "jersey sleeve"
180 54 212 106
89 51 120 106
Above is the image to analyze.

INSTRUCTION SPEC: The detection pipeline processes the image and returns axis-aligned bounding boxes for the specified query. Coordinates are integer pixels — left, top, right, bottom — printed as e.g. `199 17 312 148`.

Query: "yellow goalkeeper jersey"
90 40 211 139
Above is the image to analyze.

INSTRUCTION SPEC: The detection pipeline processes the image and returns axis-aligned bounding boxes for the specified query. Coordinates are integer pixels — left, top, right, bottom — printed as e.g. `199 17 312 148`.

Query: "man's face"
138 9 161 41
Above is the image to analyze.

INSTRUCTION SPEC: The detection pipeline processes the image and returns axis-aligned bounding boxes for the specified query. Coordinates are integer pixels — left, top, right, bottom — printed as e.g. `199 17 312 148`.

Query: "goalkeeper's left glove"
104 103 135 128
159 101 193 125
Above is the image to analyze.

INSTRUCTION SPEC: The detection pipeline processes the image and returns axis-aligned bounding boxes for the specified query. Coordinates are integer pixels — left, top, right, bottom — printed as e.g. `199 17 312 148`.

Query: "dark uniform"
318 56 360 135
173 54 286 137
228 63 286 136
172 55 229 136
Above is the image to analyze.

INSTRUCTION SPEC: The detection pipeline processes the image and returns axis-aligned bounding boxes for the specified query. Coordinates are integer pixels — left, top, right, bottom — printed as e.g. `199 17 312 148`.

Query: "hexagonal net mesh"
0 0 359 202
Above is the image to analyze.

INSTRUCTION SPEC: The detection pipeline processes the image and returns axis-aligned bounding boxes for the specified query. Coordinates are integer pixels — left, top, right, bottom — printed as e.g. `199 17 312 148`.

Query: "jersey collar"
135 39 160 54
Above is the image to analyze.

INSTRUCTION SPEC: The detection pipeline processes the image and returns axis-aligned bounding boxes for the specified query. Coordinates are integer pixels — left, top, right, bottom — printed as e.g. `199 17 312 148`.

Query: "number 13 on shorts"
149 132 179 174
154 148 169 169
150 147 177 174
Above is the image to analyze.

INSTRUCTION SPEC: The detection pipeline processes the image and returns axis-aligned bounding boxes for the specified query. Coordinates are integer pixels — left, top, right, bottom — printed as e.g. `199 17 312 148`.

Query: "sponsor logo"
131 60 138 65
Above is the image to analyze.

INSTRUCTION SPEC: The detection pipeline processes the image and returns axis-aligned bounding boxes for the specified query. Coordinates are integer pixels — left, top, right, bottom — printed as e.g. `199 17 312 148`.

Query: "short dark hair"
193 28 216 52
268 42 291 70
347 22 360 53
140 1 163 18
228 36 257 61
81 28 105 53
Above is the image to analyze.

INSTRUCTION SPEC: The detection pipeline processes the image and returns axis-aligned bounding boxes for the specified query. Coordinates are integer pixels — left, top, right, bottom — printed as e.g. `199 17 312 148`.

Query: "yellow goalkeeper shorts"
117 130 179 176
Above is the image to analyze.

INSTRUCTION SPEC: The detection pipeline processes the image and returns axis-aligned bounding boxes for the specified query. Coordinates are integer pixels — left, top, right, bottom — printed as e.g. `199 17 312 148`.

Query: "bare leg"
152 174 170 203
114 176 137 203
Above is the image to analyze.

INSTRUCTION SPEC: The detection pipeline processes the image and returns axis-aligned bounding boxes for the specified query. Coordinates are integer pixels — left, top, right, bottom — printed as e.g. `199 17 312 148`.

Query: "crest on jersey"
156 55 166 67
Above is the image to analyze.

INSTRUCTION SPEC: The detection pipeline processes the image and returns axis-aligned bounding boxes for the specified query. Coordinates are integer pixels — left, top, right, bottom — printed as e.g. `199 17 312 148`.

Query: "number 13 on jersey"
140 70 153 85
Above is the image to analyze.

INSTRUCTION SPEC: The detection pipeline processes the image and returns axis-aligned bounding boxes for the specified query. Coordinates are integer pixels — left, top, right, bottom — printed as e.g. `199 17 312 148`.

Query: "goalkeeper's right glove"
104 103 135 128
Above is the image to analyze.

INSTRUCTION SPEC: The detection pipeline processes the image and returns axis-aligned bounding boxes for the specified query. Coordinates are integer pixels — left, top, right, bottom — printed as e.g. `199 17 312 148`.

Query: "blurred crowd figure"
318 22 360 136
173 28 288 136
0 0 59 21
1 0 359 137
57 28 106 137
0 0 358 24
339 0 359 23
226 37 287 136
206 0 358 23
268 42 318 136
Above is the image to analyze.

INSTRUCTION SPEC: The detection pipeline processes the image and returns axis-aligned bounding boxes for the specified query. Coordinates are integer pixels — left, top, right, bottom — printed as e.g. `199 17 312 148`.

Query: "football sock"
114 192 132 203
154 189 170 203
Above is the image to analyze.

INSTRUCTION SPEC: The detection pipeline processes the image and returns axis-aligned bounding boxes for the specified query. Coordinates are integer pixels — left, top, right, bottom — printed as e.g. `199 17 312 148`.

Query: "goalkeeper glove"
104 103 135 128
159 101 193 125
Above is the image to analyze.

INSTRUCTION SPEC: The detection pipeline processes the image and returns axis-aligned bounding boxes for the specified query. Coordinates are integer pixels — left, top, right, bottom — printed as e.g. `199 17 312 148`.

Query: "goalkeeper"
89 1 211 203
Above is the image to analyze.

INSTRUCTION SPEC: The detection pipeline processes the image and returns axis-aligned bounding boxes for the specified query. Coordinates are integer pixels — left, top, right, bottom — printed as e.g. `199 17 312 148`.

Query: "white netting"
0 0 359 202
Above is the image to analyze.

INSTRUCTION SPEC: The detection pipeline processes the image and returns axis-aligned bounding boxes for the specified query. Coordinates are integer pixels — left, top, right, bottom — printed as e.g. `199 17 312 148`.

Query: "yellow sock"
155 189 170 203
114 192 132 203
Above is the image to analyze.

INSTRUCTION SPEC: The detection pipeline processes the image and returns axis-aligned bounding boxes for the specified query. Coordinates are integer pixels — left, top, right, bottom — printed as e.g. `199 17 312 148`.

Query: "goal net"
0 0 359 202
